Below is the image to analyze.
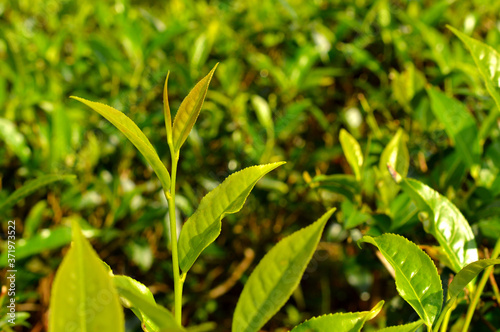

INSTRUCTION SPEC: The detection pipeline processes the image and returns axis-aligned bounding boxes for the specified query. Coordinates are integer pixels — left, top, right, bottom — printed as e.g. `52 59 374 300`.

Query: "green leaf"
232 208 336 332
70 96 171 191
49 221 124 332
376 320 424 332
1 227 71 267
339 128 363 181
448 26 500 111
359 234 443 327
114 275 184 332
427 88 480 168
0 174 75 212
178 162 285 273
0 118 31 163
163 71 173 147
172 64 218 152
290 300 384 332
379 129 409 207
389 169 479 273
448 259 500 299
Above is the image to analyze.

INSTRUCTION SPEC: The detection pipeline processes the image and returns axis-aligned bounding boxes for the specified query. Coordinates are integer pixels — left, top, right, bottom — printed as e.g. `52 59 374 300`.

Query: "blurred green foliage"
1 0 500 330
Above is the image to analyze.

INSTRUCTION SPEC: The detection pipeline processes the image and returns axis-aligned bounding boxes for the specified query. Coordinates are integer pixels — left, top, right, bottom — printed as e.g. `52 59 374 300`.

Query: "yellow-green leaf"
178 162 285 273
49 221 124 332
448 259 500 299
172 64 218 152
291 300 384 332
70 96 170 191
114 275 184 332
163 71 173 147
448 26 500 112
232 208 336 332
359 234 443 328
339 128 363 181
376 320 424 332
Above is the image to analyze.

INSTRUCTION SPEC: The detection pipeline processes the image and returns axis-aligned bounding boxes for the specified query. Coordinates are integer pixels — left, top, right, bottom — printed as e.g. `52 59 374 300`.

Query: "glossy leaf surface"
71 96 171 191
376 320 424 332
290 300 383 332
114 275 184 332
391 170 478 273
379 129 409 206
49 222 124 332
359 234 443 327
172 64 217 152
427 88 480 168
449 26 500 111
340 128 363 180
0 174 75 212
232 208 335 332
448 259 500 299
178 162 285 273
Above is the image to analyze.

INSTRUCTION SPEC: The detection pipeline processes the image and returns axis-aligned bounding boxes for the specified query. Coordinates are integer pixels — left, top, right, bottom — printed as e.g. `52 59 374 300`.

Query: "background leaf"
0 174 75 212
359 234 443 327
339 128 363 181
178 162 285 273
232 208 335 332
427 87 480 168
70 96 171 191
49 221 124 332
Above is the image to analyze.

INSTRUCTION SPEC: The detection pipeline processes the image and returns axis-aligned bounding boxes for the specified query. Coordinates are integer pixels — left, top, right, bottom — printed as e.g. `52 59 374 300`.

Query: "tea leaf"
290 300 384 332
379 129 409 206
0 118 31 163
0 174 75 212
178 162 285 273
375 320 424 332
163 71 173 147
70 96 171 191
49 221 124 332
172 64 218 152
448 26 500 111
232 208 336 332
390 170 479 273
448 259 500 299
359 234 443 327
427 88 480 168
1 227 71 267
339 128 363 181
114 275 184 332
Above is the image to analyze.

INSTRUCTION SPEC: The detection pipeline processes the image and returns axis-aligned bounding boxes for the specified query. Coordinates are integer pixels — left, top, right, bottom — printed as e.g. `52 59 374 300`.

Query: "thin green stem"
166 151 183 325
461 238 500 332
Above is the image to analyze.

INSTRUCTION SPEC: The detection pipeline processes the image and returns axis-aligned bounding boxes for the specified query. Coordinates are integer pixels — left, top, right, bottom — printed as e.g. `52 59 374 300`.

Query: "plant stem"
461 238 500 332
167 151 182 325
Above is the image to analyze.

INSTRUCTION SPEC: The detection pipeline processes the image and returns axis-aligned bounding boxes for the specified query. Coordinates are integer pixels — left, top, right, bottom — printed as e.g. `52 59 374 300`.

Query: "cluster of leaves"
1 0 500 331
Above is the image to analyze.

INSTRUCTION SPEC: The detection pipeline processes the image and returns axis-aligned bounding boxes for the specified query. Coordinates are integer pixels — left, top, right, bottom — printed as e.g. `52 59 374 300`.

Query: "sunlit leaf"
427 87 480 168
290 300 384 332
49 221 124 332
359 234 443 327
232 208 336 332
339 128 363 181
448 26 500 111
163 71 173 147
70 96 171 191
379 129 409 207
172 64 218 152
448 259 500 299
389 168 479 273
0 118 31 163
375 320 424 332
114 275 184 332
178 162 285 273
0 174 75 212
